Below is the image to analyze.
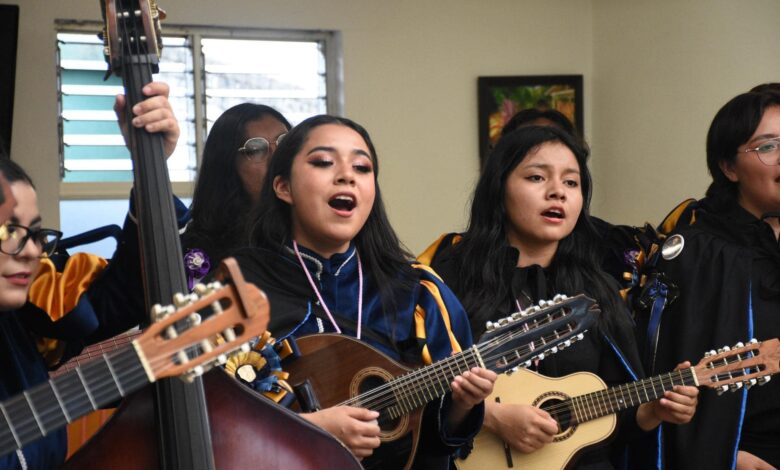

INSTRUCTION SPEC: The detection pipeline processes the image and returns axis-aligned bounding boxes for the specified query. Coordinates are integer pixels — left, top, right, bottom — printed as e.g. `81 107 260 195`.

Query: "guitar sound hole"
358 375 400 431
540 398 573 433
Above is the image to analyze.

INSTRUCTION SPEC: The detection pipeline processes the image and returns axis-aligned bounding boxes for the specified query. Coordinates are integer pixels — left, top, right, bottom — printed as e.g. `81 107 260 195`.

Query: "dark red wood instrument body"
64 370 363 469
284 335 423 470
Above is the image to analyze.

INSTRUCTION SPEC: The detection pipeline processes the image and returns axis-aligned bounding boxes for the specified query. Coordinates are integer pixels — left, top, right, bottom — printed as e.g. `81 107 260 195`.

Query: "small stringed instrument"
0 258 269 459
457 338 780 470
283 294 598 470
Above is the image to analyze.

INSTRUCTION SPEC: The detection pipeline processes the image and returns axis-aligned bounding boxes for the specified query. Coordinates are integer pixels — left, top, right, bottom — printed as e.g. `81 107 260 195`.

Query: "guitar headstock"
693 338 780 395
101 0 165 77
133 258 270 383
478 294 598 374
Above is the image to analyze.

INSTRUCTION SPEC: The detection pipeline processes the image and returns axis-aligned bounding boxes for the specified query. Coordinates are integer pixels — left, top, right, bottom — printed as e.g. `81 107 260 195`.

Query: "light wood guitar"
0 259 268 459
283 294 598 470
457 338 780 470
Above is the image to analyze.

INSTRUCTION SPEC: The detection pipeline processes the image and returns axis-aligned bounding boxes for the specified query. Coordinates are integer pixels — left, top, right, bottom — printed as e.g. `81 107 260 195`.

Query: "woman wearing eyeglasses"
182 103 291 272
643 89 780 469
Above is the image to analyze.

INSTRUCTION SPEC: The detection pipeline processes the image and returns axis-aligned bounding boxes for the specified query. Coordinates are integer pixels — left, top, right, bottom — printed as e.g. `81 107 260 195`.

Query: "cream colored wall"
10 0 779 255
591 0 780 227
9 0 593 254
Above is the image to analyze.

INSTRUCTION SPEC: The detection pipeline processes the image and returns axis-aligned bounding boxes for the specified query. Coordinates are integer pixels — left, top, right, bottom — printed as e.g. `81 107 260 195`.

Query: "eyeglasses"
0 223 63 258
738 138 780 166
237 134 287 162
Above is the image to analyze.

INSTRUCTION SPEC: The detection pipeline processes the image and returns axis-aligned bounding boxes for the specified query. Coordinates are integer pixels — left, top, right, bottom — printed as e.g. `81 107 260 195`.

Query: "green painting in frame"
478 75 583 163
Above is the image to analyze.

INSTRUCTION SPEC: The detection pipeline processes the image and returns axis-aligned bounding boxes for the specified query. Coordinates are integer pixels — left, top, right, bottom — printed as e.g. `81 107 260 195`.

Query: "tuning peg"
193 283 208 295
537 352 546 361
708 350 717 357
223 328 237 342
549 346 559 354
745 378 758 389
576 333 585 341
200 339 213 354
734 341 744 349
758 375 771 386
561 339 572 348
507 366 519 376
216 353 228 365
151 304 175 322
511 312 521 320
524 360 532 367
749 338 758 344
729 382 743 392
716 384 729 395
723 345 731 352
485 321 495 332
173 293 187 307
240 343 251 353
188 313 201 326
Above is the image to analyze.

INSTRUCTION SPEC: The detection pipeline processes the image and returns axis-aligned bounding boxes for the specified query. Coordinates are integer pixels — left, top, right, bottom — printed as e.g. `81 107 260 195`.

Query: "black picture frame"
477 74 583 163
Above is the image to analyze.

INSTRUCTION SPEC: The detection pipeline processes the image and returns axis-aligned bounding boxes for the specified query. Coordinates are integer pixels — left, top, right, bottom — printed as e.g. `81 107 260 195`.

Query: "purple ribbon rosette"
184 248 211 291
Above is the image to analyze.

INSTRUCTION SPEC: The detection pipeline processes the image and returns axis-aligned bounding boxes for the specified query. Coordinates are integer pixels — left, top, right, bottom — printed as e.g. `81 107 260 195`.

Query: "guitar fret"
569 398 580 425
74 368 97 410
22 392 44 435
581 394 592 421
650 376 661 400
0 403 21 449
104 354 126 396
48 381 71 422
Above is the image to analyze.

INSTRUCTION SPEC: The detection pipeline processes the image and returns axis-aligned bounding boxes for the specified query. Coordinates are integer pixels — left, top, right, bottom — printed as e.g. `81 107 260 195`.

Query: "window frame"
55 20 343 201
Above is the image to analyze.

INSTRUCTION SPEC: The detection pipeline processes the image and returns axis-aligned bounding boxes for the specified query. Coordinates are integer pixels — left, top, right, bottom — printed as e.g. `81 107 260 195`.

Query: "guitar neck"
346 347 484 419
563 368 697 425
0 345 149 456
52 331 141 378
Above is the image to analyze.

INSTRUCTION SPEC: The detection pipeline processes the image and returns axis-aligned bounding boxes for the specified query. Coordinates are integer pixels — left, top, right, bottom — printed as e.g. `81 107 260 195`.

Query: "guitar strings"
54 331 139 376
539 352 758 424
344 317 578 413
340 322 579 414
6 319 233 447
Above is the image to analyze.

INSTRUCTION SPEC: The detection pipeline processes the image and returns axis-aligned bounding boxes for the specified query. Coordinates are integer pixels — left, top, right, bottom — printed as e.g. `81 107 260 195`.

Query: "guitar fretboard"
0 345 149 455
381 348 483 419
556 368 697 425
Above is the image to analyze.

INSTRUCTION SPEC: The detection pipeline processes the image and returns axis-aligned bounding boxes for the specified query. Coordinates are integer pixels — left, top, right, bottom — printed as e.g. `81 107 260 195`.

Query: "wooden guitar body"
458 368 615 470
283 334 422 470
64 369 362 469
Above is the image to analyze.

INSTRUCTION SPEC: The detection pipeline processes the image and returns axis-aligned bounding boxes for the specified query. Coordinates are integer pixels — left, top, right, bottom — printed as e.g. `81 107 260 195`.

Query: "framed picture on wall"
477 74 583 163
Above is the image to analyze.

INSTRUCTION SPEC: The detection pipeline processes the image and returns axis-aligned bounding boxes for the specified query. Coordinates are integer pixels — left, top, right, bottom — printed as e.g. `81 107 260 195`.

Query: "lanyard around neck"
292 240 364 339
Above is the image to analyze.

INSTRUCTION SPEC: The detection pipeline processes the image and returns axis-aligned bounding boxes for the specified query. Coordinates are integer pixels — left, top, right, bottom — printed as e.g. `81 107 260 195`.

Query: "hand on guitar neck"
635 361 699 431
301 367 497 460
113 80 180 158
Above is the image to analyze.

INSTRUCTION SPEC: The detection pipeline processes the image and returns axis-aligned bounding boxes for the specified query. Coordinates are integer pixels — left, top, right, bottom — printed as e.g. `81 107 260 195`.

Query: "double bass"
65 1 361 468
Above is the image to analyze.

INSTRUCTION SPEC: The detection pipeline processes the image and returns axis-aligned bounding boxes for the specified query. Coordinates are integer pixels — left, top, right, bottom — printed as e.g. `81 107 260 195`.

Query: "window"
56 22 342 257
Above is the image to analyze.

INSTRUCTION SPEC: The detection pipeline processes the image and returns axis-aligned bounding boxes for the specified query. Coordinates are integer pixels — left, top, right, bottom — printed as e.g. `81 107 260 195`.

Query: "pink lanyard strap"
292 240 364 339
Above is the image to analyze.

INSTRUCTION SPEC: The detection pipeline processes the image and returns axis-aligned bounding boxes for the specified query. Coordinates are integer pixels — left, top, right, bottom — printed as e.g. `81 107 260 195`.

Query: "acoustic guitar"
0 259 268 459
457 338 780 470
283 294 599 470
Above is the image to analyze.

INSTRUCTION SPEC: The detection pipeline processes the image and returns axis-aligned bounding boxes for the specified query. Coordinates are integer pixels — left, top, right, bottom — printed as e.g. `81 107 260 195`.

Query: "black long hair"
185 103 291 261
501 108 578 138
705 89 780 209
250 114 415 316
451 125 623 332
